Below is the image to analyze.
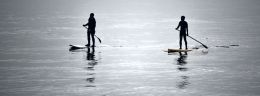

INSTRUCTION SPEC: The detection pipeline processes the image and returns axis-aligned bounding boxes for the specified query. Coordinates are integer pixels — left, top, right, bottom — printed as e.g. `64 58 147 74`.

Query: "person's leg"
91 33 95 47
184 35 188 49
86 30 90 46
179 34 182 49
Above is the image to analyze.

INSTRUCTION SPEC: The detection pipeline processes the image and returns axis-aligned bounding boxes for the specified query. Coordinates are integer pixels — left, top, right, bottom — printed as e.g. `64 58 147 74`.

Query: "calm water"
0 0 260 96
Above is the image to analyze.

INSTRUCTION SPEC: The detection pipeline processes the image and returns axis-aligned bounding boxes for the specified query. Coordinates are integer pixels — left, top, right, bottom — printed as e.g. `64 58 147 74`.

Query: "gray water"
0 0 260 96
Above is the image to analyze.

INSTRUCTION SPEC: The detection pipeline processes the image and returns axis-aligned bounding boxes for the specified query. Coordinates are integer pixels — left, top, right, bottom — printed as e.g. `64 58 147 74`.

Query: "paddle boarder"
83 13 96 47
175 16 189 49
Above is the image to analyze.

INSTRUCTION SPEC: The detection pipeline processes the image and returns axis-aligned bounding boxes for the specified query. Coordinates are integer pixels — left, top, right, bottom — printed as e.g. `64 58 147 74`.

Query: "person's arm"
83 19 90 27
83 22 88 27
175 22 180 30
93 19 96 28
186 23 189 36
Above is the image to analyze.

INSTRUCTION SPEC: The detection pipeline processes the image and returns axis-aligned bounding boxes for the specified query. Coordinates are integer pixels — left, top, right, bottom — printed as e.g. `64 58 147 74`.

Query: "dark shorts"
180 31 186 36
88 29 95 34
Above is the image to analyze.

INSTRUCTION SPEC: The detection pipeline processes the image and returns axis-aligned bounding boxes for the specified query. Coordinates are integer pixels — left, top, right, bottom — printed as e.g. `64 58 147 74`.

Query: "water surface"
0 0 260 96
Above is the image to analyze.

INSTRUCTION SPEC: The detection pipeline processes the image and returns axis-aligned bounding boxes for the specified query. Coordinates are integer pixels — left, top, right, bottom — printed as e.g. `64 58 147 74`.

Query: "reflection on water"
177 52 188 71
175 52 190 89
177 76 190 89
85 47 98 87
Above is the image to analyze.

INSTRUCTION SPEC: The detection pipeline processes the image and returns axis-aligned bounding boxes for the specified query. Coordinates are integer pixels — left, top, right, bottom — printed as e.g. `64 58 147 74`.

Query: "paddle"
83 26 102 43
94 35 102 43
187 35 208 49
176 30 208 49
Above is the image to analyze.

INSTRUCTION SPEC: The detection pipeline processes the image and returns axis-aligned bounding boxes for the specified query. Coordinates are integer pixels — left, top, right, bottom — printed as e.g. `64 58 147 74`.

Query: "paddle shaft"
187 36 208 49
84 26 102 43
176 29 208 49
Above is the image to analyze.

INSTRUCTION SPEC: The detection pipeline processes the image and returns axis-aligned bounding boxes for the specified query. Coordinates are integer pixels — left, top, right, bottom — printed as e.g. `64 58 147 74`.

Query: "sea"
0 0 260 96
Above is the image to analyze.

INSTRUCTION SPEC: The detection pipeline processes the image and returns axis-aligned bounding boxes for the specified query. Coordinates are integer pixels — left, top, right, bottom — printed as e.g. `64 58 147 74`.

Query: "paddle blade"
97 37 102 43
95 35 102 43
202 45 208 49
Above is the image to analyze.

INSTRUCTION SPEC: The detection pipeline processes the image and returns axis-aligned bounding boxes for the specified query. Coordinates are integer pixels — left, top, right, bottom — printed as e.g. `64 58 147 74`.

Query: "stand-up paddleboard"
165 48 192 53
69 45 87 51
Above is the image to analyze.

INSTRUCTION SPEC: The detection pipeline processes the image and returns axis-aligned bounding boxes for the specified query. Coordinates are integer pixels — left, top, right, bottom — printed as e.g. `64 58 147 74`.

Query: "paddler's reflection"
177 52 187 70
85 47 97 87
176 52 190 89
87 46 95 60
86 47 97 69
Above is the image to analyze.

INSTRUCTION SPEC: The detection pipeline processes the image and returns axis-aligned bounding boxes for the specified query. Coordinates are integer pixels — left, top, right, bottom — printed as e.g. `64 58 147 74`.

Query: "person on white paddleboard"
83 13 96 47
175 16 189 50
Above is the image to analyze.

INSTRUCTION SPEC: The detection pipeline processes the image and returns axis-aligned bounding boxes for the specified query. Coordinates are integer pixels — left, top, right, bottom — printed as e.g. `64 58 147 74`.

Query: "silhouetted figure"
83 13 96 47
176 16 189 49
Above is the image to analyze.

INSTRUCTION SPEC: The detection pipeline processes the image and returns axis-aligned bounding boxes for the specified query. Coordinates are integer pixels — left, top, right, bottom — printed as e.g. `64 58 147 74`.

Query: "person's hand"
187 34 189 36
175 28 178 30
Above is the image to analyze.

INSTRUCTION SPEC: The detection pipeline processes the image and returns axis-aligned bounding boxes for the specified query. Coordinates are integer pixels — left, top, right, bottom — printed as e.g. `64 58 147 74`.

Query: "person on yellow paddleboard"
175 16 189 50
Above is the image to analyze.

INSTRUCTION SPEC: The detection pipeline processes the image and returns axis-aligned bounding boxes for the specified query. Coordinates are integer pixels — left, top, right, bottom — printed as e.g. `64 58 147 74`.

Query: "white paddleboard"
165 48 192 52
69 45 88 51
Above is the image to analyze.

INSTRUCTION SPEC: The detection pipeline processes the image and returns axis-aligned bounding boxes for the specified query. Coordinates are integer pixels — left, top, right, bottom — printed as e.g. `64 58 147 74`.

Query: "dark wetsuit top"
87 17 96 34
177 21 188 35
